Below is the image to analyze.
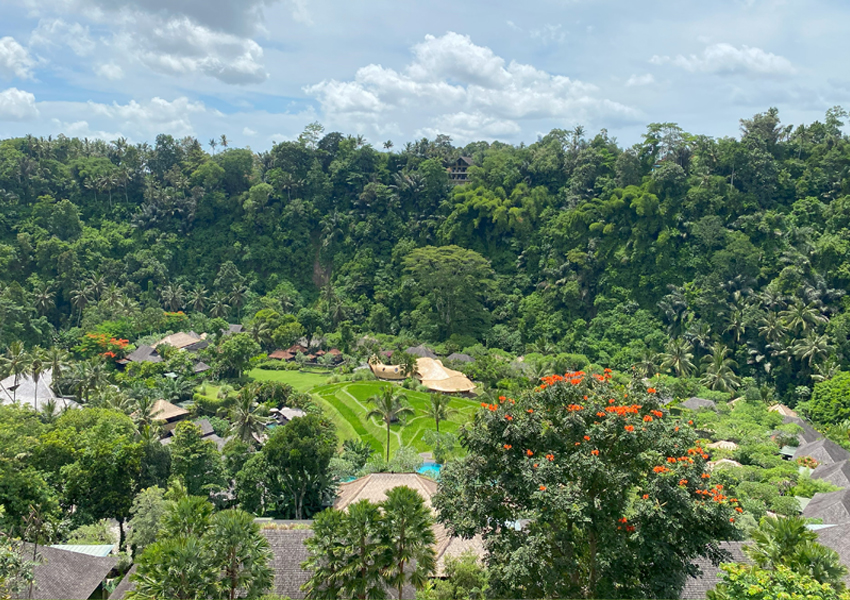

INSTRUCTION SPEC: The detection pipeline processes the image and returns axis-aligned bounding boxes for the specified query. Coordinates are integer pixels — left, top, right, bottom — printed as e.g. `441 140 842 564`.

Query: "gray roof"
0 369 71 412
793 438 850 467
125 344 161 363
816 524 850 584
20 544 117 600
813 460 850 489
803 489 850 524
446 353 474 363
193 361 211 373
109 564 136 600
679 397 718 411
262 528 313 599
405 345 437 359
206 433 227 451
783 416 823 445
679 542 748 599
194 418 215 437
279 407 307 422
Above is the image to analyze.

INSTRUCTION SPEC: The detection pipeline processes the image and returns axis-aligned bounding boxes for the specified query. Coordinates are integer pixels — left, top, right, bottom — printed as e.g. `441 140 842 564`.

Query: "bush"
253 360 290 371
804 371 850 425
769 495 802 516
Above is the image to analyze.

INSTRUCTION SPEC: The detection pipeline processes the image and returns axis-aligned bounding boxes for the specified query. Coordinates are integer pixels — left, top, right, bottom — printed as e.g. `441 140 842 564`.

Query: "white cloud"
0 87 39 120
626 73 655 87
530 24 567 45
30 19 96 56
305 32 638 142
84 96 212 136
651 43 795 76
96 63 124 80
0 37 35 79
243 126 256 135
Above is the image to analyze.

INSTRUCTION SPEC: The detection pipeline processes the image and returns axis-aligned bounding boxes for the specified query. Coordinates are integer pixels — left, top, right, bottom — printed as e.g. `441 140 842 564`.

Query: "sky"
0 0 849 149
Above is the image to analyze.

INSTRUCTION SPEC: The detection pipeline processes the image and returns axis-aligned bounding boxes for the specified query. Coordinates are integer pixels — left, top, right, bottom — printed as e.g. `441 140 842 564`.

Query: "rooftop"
22 544 117 600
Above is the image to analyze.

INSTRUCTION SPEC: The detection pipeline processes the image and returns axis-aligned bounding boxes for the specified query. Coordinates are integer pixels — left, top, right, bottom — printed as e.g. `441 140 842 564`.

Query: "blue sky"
0 0 848 149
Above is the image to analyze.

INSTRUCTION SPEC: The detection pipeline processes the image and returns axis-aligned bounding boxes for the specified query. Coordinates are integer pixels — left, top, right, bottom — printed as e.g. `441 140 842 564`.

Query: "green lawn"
248 368 332 392
248 369 480 458
311 381 480 458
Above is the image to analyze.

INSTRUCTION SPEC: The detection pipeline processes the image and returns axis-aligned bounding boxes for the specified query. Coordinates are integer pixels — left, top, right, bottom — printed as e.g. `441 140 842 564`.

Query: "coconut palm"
70 287 91 325
208 509 274 600
661 338 695 378
633 349 661 378
25 347 48 411
700 343 740 392
792 333 834 368
366 386 414 462
380 486 436 600
45 347 70 378
229 387 271 444
210 292 231 318
32 282 55 316
780 300 828 334
424 393 457 434
758 312 787 344
188 286 208 313
0 341 29 403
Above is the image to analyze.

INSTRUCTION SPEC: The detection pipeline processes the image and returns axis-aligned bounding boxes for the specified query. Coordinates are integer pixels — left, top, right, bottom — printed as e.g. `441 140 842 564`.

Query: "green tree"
434 373 741 599
366 385 414 462
803 371 850 425
701 343 741 392
424 393 457 434
343 500 387 600
208 509 274 600
0 341 28 403
169 422 226 497
380 486 436 600
403 245 494 340
128 536 219 600
708 564 849 600
261 414 336 518
229 386 271 445
215 333 261 378
126 486 167 553
301 508 348 600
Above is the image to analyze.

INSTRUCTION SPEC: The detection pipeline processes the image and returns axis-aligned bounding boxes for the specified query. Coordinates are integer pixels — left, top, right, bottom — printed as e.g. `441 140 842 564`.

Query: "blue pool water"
417 464 442 479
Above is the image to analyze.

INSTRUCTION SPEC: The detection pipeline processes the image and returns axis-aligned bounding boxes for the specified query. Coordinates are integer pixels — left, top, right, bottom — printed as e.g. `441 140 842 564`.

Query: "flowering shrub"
434 369 741 600
797 456 819 469
74 333 130 359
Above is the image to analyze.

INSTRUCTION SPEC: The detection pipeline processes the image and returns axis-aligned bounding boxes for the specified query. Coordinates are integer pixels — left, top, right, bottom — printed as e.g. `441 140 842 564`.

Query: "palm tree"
725 309 747 346
792 333 834 368
45 347 70 379
745 516 846 589
780 300 828 334
661 338 695 378
366 386 414 462
32 282 55 316
132 395 163 431
758 312 787 344
102 283 122 308
700 343 740 392
208 509 274 600
248 320 272 348
220 134 228 150
229 387 271 444
188 286 208 313
340 500 386 599
161 284 186 312
209 138 218 155
230 284 248 319
0 341 28 403
25 347 48 411
633 349 661 378
210 292 231 318
424 393 457 434
380 486 436 600
88 274 107 300
70 287 90 325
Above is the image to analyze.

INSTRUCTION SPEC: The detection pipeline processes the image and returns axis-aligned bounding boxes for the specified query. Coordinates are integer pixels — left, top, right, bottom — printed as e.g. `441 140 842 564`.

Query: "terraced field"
250 369 479 455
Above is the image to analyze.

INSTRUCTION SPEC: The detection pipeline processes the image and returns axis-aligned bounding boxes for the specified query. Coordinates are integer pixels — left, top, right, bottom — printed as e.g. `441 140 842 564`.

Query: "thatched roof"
769 404 798 418
803 489 850 524
269 349 294 360
679 542 748 599
124 344 161 363
370 362 407 381
446 352 474 363
335 473 438 510
151 399 189 422
707 458 743 471
679 397 717 411
813 460 850 489
706 440 739 451
793 438 850 467
815 524 850 584
20 544 117 600
416 358 476 394
783 416 823 445
155 331 207 351
261 527 313 599
109 564 136 599
0 369 72 413
406 345 437 359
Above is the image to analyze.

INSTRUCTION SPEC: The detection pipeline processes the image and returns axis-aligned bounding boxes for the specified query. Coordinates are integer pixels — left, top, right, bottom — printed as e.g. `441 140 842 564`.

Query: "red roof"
269 349 293 360
287 344 309 354
328 348 342 356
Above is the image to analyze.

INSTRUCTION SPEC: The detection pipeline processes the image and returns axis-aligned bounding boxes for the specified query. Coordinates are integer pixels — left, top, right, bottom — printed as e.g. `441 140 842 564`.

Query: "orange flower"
505 415 513 421
735 507 743 513
642 494 649 499
688 420 694 425
667 457 677 463
546 454 555 461
609 399 615 404
503 444 512 450
653 466 670 473
679 479 688 486
533 463 538 468
527 409 534 414
702 454 709 459
596 412 606 417
730 518 735 523
675 427 679 432
591 449 599 456
526 449 534 456
651 410 664 418
643 415 653 422
539 485 547 491
624 425 635 432
701 473 711 479
584 435 591 441
498 395 506 401
575 442 581 446
647 387 656 394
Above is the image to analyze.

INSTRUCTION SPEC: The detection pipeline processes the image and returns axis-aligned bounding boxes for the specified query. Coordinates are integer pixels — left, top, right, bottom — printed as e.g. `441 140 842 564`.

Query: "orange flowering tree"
433 370 742 599
74 332 130 359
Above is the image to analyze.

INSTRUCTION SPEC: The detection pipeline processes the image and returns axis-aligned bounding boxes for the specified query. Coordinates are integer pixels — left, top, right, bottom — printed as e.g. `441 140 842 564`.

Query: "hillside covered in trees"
1 107 849 404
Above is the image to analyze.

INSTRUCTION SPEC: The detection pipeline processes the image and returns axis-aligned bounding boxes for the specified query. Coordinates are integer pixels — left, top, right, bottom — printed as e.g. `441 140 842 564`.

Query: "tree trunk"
398 557 404 600
118 518 125 552
386 422 391 462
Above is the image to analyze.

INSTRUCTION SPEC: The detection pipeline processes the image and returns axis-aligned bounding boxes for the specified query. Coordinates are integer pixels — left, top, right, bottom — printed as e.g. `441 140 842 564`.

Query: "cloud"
626 73 655 87
305 32 638 142
530 24 567 45
0 37 35 79
0 87 39 120
96 63 124 80
30 19 96 56
242 126 257 135
651 43 795 76
82 95 212 136
123 16 268 84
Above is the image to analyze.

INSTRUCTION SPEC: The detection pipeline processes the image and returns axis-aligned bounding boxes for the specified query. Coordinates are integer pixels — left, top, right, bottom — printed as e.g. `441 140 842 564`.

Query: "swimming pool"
417 463 442 479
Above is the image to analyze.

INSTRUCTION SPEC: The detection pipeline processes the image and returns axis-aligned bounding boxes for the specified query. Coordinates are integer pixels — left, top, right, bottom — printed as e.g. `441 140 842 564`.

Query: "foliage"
416 551 488 600
708 564 850 600
434 371 741 599
168 422 226 497
803 372 850 425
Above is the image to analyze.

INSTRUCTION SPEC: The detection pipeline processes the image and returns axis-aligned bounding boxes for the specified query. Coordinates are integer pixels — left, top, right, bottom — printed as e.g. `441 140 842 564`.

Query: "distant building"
0 369 76 414
18 544 117 600
446 157 473 185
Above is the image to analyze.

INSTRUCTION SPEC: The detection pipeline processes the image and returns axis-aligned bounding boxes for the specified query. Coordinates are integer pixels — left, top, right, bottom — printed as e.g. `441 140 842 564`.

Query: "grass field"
250 369 479 457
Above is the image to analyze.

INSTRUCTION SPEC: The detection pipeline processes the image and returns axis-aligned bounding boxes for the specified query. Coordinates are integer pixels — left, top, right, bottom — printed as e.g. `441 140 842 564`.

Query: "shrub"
804 372 850 425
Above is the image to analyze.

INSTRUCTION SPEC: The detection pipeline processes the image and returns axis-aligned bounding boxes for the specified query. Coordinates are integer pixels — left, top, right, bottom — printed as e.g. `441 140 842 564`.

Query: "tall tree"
424 393 457 434
208 509 274 600
366 386 414 462
380 486 436 600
